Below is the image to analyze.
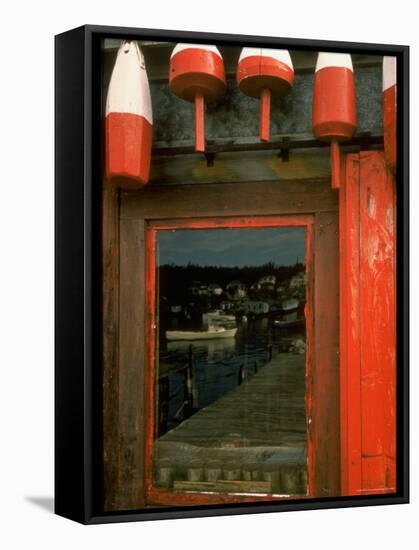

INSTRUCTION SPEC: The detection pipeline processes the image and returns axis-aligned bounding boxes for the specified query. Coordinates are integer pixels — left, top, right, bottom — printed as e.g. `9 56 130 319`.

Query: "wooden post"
238 364 245 385
158 378 169 437
185 345 194 415
260 88 271 142
195 92 205 153
102 181 120 511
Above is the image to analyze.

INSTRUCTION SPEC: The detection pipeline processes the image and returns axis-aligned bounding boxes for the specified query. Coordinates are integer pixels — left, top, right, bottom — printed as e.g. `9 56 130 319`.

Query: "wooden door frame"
102 178 340 510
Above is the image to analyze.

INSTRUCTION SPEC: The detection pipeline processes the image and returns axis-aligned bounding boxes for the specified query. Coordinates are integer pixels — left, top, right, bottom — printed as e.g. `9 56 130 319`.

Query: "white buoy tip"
106 40 153 124
171 43 222 59
383 56 397 91
315 52 353 72
238 47 293 69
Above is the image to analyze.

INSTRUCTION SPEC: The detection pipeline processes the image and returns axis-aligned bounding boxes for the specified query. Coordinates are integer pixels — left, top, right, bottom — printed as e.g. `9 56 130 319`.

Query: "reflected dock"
155 352 307 495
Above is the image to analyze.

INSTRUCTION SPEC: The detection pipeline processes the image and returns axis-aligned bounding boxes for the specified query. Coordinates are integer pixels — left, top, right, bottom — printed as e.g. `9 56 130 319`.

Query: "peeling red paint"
340 151 396 496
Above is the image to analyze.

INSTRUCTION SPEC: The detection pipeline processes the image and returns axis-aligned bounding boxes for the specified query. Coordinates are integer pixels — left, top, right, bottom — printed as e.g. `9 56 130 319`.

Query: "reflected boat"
280 298 299 313
273 318 305 329
273 315 305 329
166 326 238 341
202 310 236 327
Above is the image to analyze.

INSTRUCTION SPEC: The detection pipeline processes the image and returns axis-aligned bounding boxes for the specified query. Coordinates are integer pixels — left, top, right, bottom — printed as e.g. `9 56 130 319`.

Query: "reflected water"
159 318 304 431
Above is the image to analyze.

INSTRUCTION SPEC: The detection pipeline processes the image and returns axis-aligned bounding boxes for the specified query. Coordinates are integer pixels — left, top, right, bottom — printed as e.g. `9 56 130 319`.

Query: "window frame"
144 214 315 507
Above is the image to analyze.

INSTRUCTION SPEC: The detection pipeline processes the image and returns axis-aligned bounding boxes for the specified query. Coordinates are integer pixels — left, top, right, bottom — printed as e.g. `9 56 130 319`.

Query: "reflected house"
276 284 287 296
208 283 223 296
189 281 209 297
189 281 201 297
250 281 262 294
259 275 277 291
289 272 307 300
289 272 306 289
220 300 235 312
226 280 247 300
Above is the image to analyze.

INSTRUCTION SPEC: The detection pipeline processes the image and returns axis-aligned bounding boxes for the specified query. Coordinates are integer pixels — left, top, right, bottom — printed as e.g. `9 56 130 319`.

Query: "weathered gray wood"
102 182 120 512
118 218 147 509
150 148 333 186
121 179 338 220
173 480 273 493
310 210 340 497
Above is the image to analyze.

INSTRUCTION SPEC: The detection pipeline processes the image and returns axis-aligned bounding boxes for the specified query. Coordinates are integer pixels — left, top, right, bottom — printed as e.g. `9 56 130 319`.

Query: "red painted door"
340 151 396 496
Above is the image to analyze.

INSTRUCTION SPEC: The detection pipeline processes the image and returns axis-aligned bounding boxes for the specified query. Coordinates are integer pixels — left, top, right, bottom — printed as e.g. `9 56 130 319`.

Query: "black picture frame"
55 24 409 524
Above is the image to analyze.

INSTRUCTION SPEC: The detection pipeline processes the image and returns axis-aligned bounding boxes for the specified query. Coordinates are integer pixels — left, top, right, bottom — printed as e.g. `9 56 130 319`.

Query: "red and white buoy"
383 56 397 174
312 53 357 189
105 41 153 188
169 44 226 152
237 48 294 142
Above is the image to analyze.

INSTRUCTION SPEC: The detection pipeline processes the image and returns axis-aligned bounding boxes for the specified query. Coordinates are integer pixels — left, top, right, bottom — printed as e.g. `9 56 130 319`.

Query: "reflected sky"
156 227 306 267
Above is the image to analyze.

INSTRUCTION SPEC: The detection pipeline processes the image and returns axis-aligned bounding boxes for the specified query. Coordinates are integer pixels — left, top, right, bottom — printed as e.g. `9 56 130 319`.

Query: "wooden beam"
118 218 147 509
310 210 340 497
121 179 338 221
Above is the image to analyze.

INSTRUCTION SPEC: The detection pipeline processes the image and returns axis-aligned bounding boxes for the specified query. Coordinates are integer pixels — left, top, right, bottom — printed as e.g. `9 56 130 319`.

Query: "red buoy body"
383 56 397 173
105 41 153 189
237 48 294 142
312 53 357 189
169 44 226 152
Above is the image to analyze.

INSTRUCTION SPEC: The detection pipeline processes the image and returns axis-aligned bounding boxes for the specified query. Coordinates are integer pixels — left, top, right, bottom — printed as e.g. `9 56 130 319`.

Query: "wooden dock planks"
156 353 307 454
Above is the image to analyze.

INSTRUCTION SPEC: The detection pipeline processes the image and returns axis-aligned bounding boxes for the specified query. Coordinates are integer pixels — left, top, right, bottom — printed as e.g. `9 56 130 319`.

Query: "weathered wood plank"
102 181 120 511
149 148 333 186
121 179 338 221
310 210 340 497
339 153 362 496
118 218 147 509
359 152 396 492
151 353 308 502
156 354 307 453
339 151 396 496
173 480 273 493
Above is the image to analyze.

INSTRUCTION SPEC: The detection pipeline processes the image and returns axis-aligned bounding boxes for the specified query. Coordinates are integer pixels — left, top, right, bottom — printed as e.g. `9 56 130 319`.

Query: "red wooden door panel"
340 151 396 496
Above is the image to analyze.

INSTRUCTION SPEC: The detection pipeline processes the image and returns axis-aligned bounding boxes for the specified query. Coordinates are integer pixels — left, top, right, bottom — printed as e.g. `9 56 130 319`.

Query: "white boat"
166 326 238 341
280 298 299 312
202 310 236 326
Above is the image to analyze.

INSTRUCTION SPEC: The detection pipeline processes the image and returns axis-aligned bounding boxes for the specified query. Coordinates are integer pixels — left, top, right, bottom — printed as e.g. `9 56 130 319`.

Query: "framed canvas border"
55 24 409 524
